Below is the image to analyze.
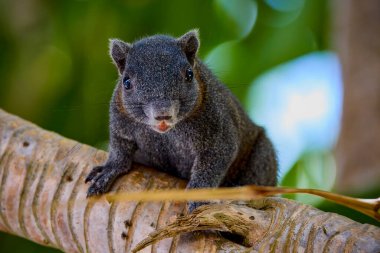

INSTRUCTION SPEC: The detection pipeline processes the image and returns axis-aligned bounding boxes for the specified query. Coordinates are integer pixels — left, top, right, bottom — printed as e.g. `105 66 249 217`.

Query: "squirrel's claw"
86 171 112 197
86 165 128 198
85 166 104 183
85 165 105 183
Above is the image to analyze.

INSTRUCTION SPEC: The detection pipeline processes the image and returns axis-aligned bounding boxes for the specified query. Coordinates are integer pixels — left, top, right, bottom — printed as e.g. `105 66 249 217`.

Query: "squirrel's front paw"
85 165 124 197
85 165 105 183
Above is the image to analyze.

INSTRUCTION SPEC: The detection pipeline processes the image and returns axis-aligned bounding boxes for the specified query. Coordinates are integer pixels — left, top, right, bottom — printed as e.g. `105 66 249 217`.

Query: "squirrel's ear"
177 29 200 66
109 39 131 74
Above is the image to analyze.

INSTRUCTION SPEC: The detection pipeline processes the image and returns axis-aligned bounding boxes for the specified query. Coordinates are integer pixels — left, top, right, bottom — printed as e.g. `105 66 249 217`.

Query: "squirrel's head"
109 30 201 133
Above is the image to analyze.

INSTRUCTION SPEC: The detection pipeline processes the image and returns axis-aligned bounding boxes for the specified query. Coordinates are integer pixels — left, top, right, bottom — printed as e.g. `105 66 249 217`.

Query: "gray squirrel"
85 29 277 212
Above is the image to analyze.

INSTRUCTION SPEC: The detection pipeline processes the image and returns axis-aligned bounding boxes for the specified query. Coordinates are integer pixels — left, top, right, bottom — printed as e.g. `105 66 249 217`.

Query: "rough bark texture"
0 108 379 253
334 0 380 193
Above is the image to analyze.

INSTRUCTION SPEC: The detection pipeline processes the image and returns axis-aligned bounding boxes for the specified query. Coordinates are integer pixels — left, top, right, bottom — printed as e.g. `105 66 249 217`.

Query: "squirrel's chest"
132 132 195 179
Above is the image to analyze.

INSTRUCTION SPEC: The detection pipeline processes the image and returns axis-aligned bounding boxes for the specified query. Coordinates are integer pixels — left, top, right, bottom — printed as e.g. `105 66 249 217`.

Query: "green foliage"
281 151 336 205
214 0 258 39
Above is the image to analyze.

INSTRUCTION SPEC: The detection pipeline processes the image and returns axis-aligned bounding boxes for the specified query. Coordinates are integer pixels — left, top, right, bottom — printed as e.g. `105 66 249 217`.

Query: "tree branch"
0 108 379 253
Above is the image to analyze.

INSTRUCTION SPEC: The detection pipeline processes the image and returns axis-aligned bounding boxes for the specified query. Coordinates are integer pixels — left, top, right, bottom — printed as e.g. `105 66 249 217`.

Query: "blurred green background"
0 0 378 252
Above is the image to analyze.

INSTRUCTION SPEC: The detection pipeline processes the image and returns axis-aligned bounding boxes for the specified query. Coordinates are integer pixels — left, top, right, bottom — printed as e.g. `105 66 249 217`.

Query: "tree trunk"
334 0 380 193
0 108 379 253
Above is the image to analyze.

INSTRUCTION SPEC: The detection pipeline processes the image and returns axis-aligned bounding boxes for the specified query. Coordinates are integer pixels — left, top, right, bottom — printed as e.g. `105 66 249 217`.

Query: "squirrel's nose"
154 115 172 121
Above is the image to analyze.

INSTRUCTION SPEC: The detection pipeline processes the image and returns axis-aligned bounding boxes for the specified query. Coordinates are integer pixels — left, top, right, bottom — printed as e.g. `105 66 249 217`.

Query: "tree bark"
0 108 379 253
334 0 380 193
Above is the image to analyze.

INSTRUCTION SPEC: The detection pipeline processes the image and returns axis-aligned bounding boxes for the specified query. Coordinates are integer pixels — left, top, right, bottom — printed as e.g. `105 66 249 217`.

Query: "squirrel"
85 29 278 212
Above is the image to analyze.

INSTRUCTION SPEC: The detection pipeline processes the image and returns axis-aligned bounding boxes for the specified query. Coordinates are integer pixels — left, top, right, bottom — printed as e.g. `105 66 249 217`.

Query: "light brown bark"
334 0 380 193
0 108 379 253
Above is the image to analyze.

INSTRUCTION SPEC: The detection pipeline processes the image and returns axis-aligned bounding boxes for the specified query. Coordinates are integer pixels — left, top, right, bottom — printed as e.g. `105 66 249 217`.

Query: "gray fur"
85 30 278 212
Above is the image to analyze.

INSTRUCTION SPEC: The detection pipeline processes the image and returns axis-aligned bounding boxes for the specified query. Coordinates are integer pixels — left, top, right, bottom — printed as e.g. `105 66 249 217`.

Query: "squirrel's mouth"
152 121 172 133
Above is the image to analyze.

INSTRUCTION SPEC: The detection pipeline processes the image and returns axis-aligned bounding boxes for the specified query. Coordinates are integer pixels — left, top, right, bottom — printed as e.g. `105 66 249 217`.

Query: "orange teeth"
157 121 169 132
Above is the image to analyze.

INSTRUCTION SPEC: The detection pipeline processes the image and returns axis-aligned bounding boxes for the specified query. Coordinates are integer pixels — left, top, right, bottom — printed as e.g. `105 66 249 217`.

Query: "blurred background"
0 0 379 251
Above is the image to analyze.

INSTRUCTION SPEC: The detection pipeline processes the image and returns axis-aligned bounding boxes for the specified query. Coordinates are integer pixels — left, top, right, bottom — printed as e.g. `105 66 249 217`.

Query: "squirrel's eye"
185 68 193 82
123 76 132 90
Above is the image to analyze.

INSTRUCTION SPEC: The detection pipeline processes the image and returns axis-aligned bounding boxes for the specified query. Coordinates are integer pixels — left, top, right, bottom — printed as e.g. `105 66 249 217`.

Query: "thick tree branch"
0 108 379 253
